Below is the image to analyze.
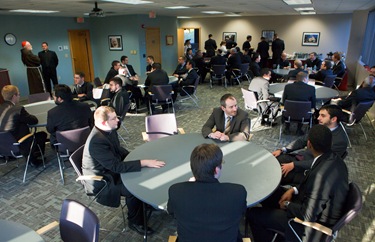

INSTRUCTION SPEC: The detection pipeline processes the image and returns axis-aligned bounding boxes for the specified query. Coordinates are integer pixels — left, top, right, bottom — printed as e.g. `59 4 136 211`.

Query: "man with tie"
72 72 93 101
248 125 349 242
38 42 59 94
202 93 251 141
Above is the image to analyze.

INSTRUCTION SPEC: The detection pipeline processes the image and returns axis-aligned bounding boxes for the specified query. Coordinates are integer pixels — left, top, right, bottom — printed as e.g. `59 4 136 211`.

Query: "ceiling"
0 0 374 18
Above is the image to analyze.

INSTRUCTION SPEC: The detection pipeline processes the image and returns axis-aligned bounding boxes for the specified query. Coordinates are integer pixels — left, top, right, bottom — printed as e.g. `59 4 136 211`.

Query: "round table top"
0 219 44 242
269 82 339 100
121 133 281 210
24 100 56 127
273 68 292 76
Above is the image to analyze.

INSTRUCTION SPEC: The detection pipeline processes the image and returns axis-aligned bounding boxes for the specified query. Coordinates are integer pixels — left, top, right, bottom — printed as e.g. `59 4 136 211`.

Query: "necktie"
224 116 231 135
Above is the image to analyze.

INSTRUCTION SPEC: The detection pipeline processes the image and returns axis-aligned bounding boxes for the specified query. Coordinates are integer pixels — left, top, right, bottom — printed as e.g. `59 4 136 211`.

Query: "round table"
273 68 292 76
121 133 281 210
269 82 339 100
24 100 56 127
0 219 44 242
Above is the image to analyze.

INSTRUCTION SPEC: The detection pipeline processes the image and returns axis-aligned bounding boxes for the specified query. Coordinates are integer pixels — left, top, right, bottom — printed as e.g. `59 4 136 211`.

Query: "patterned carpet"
0 80 374 242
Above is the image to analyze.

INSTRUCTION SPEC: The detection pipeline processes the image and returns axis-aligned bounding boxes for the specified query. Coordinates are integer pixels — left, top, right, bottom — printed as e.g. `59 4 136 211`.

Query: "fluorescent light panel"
294 7 314 11
201 11 224 14
177 16 192 19
283 0 312 5
10 9 59 13
103 0 153 4
165 6 190 9
225 13 241 17
300 11 316 15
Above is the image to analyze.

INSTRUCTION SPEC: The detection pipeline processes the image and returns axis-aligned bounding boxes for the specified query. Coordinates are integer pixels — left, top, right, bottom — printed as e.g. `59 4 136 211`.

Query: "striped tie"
224 116 231 135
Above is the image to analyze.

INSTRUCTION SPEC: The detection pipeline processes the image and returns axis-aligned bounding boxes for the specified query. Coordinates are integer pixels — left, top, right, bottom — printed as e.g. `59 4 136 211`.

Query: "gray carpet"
0 80 374 242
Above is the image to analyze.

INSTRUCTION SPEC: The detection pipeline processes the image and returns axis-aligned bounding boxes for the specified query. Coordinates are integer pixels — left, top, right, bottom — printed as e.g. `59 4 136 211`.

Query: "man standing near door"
204 34 217 57
38 42 59 94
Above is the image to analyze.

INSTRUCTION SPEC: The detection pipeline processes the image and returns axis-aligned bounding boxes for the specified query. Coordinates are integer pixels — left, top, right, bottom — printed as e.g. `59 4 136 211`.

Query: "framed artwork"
166 35 174 45
261 30 275 45
108 35 123 51
302 32 320 46
223 32 237 42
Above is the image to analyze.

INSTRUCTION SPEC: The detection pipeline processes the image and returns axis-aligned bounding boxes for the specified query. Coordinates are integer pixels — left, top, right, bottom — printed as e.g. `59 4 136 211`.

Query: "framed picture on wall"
261 30 275 45
166 35 174 45
302 32 320 46
223 32 237 42
108 35 123 51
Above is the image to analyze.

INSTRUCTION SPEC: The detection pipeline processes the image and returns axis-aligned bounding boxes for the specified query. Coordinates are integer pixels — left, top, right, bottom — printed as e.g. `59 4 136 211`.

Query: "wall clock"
4 33 17 46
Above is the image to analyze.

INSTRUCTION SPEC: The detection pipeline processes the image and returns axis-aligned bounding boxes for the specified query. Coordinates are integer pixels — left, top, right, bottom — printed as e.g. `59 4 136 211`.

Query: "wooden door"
68 30 94 81
177 28 184 58
145 28 161 63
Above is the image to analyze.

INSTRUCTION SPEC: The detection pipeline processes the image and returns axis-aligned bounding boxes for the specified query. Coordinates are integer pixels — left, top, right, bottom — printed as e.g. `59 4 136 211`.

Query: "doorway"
177 28 201 57
145 28 162 64
68 30 94 82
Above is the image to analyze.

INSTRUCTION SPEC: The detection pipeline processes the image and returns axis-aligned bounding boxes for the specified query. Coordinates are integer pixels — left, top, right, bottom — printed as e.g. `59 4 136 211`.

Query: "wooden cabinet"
0 69 11 104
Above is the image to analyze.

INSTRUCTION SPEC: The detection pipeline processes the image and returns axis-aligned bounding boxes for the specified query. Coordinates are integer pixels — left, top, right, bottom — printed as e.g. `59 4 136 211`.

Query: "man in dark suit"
272 105 348 185
202 93 251 141
0 85 47 166
119 56 142 109
210 49 227 66
193 50 209 82
172 56 188 79
257 37 270 68
82 106 165 235
47 84 92 146
172 60 198 101
332 52 346 78
143 63 169 112
168 143 247 242
271 34 285 67
306 52 322 70
72 72 94 101
225 48 242 83
248 125 349 242
38 42 59 94
104 60 121 84
249 53 261 78
204 34 217 57
242 35 252 51
309 60 333 83
108 77 130 118
285 60 307 81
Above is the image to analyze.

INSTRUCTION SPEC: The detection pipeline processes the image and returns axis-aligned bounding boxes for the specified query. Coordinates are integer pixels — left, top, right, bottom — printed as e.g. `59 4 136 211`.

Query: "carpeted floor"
0 80 374 241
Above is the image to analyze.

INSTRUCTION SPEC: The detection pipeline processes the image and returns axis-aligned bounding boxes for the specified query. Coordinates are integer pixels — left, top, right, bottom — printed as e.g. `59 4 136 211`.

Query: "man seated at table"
82 106 165 235
47 84 93 146
108 77 130 118
72 72 93 101
172 56 188 80
193 50 209 83
225 48 242 83
104 60 121 84
168 143 247 242
171 60 198 102
119 55 142 109
248 68 280 125
248 125 349 242
308 60 333 84
279 52 290 69
249 53 261 78
202 93 251 141
306 52 322 70
285 60 306 81
282 71 316 135
210 49 227 66
0 85 47 166
144 63 169 113
271 105 348 186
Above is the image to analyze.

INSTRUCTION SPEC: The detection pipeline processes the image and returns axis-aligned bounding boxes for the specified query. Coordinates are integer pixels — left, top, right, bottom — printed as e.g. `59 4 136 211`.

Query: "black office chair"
149 85 175 115
180 76 200 108
210 65 226 88
315 74 337 88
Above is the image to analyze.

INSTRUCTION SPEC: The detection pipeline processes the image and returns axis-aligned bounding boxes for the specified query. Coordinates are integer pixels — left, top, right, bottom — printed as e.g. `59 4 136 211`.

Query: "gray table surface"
273 68 293 76
24 100 56 127
0 219 44 242
121 133 281 210
269 82 339 100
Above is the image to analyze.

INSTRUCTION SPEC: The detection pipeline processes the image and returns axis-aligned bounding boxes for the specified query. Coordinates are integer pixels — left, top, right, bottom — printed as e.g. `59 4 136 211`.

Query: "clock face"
4 33 17 46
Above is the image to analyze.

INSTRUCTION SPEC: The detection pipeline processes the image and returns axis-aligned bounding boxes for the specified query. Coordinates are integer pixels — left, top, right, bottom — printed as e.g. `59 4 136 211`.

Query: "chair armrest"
242 238 252 242
315 80 324 85
17 133 34 144
335 77 343 80
76 175 104 182
73 98 80 101
342 109 352 115
168 235 177 242
257 100 270 104
178 128 185 134
292 217 332 236
36 221 59 235
100 98 111 105
142 132 149 142
232 68 240 71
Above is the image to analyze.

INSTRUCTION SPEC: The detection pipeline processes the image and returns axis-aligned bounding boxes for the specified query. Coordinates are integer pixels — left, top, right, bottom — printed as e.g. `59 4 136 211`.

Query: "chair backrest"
69 144 84 177
323 74 337 88
93 77 102 87
240 63 250 75
145 113 178 141
330 182 362 234
350 101 374 123
241 88 258 111
92 88 103 100
119 102 131 121
212 65 226 75
0 132 20 157
60 199 99 242
150 85 173 102
28 92 51 104
283 100 312 121
56 126 91 156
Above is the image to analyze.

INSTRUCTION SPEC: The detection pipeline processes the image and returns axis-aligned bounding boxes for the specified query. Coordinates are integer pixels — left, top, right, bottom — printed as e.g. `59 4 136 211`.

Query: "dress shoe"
128 223 154 235
29 158 43 168
296 129 305 136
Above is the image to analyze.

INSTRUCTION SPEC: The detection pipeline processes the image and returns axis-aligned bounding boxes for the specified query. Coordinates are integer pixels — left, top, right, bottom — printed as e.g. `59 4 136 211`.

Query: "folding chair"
232 63 249 86
142 113 185 142
117 102 131 145
180 76 200 107
210 65 227 88
149 85 175 115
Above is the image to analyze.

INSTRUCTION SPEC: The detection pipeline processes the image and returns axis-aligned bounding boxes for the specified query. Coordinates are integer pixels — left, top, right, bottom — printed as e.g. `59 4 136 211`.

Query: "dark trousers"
277 154 305 186
42 68 58 94
19 131 47 162
120 184 145 225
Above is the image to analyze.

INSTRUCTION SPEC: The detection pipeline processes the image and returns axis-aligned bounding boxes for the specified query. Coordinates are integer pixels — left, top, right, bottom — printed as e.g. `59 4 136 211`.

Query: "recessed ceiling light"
177 16 192 19
103 0 153 5
201 11 224 14
165 6 190 9
300 11 316 15
283 0 312 5
294 7 314 11
10 9 59 13
225 13 241 17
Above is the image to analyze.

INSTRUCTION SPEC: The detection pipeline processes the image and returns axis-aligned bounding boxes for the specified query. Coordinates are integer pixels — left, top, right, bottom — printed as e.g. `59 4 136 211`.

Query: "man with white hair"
21 41 45 94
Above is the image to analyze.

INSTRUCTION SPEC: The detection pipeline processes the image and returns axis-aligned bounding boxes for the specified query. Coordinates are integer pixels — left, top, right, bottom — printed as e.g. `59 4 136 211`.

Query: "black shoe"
128 223 154 235
30 158 43 168
296 129 305 136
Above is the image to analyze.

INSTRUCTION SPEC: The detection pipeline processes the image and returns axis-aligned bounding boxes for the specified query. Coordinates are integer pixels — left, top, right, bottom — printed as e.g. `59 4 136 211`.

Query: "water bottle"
288 62 291 68
304 64 307 70
277 64 280 71
313 65 316 71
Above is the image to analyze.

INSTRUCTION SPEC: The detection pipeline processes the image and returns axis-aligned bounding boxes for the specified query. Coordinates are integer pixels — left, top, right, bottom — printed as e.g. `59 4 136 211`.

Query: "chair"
54 126 91 184
179 76 200 107
117 102 131 145
232 63 250 86
168 235 251 242
322 74 337 88
28 92 51 103
341 101 374 141
0 131 45 183
279 100 313 141
37 199 100 242
149 85 175 115
210 65 227 88
335 70 348 90
93 77 102 87
142 113 185 142
288 182 362 242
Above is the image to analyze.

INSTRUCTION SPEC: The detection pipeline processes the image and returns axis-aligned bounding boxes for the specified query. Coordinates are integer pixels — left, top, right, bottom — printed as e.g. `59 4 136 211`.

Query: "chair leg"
359 122 367 140
340 122 352 148
56 154 65 185
279 123 283 143
121 202 127 232
23 135 37 183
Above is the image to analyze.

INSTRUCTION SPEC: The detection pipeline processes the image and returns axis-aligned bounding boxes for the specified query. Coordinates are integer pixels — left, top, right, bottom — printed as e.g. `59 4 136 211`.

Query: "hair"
308 125 332 154
94 106 115 123
220 41 226 46
247 35 252 39
260 68 271 76
260 37 266 40
333 53 341 61
310 52 317 57
111 60 120 68
186 48 192 55
190 144 223 181
230 48 237 53
320 104 343 123
184 39 190 45
371 65 375 69
235 46 241 53
152 62 161 70
251 53 260 62
208 34 213 38
296 71 308 82
120 55 128 62
1 85 19 101
147 55 154 61
274 33 279 38
109 77 123 86
186 59 195 68
54 84 73 102
42 42 48 46
217 49 223 54
294 60 303 68
178 56 186 61
220 93 235 107
324 60 332 69
75 72 85 78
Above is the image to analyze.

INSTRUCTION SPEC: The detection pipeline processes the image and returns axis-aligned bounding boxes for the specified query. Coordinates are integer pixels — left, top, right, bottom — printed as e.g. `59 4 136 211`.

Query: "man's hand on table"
272 149 282 157
141 159 165 168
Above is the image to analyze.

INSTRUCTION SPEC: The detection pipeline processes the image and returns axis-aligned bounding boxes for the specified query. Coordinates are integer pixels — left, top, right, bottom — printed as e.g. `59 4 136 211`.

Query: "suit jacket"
306 58 322 70
286 68 307 80
227 53 242 70
110 89 130 118
46 100 92 145
271 38 285 61
181 68 198 87
288 151 349 230
144 69 169 92
285 125 348 170
173 63 187 76
250 62 261 77
72 81 94 101
338 86 375 110
309 69 333 82
38 50 59 69
210 54 226 66
279 59 290 69
82 126 141 207
204 38 217 57
282 81 316 108
332 61 345 78
256 40 269 59
104 67 118 84
168 178 247 242
0 101 38 140
202 107 251 141
248 76 270 100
